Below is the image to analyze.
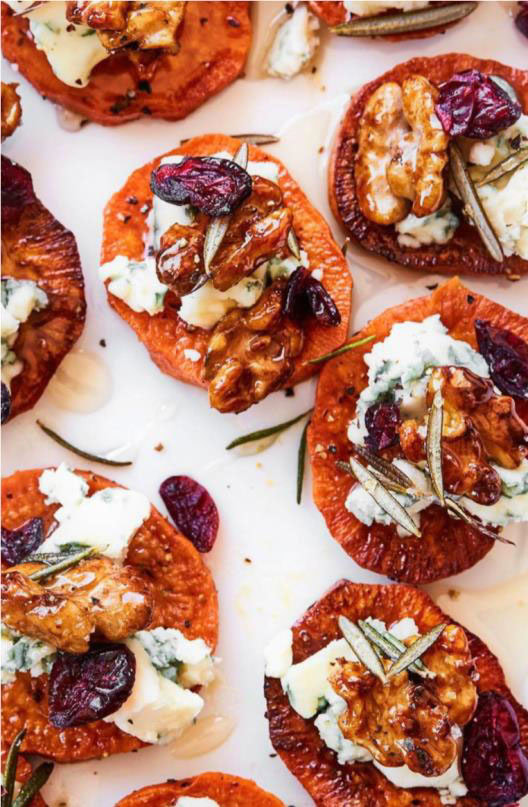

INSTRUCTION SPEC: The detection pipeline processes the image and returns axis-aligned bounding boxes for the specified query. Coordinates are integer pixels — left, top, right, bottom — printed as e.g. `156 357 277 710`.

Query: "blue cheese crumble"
1 624 56 684
1 278 48 387
266 4 320 81
135 627 216 687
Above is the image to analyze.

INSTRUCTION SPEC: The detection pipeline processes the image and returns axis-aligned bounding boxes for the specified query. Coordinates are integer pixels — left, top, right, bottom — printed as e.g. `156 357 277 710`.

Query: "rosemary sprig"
226 409 312 450
296 417 311 504
339 616 387 684
358 619 434 678
353 445 414 489
308 334 375 366
12 763 53 807
25 551 83 566
426 390 445 506
2 729 25 807
337 459 413 496
445 497 513 544
477 148 528 187
287 228 301 260
331 1 476 36
29 546 96 582
37 421 132 467
348 457 421 538
386 623 446 680
204 143 248 273
180 134 279 146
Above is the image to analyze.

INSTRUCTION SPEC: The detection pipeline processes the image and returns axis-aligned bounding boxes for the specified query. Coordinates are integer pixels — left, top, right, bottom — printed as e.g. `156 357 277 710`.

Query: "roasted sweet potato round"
101 134 352 396
1 2 251 126
264 579 528 807
115 772 285 807
330 54 528 278
1 468 219 762
1 157 86 422
308 278 528 583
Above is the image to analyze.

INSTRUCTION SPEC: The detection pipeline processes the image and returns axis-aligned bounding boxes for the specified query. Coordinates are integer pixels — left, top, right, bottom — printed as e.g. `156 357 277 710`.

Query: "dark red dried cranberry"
1 518 44 566
150 157 252 217
475 320 528 399
364 402 401 452
436 70 521 139
159 475 219 553
462 691 528 806
515 3 528 37
48 644 135 728
1 156 37 227
283 267 341 327
1 382 11 424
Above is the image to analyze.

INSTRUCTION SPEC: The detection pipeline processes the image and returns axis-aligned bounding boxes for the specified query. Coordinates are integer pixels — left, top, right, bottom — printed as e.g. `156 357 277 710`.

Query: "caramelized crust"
115 773 285 807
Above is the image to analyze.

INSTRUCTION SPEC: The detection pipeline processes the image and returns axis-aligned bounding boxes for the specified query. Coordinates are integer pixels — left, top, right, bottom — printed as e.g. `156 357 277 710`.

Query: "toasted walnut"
1 82 21 141
204 280 304 413
423 623 477 727
331 656 458 776
357 75 449 225
400 366 528 504
67 2 186 52
157 222 207 297
1 557 153 653
66 1 128 29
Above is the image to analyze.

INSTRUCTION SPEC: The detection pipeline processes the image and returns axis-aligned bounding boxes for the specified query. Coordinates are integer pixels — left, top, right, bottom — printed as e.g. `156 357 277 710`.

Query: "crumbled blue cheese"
1 624 56 684
266 4 320 81
135 627 215 687
264 628 293 678
395 202 459 249
496 458 528 497
17 1 108 88
267 619 467 800
176 799 219 807
104 638 205 744
464 490 528 527
1 278 48 387
343 1 430 16
99 256 168 317
38 464 151 562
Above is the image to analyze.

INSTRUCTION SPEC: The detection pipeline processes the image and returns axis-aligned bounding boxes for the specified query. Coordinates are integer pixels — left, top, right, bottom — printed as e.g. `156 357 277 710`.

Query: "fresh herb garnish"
426 389 445 506
226 408 313 450
358 619 434 679
29 546 96 582
37 420 132 467
330 1 476 36
477 147 528 187
180 134 280 146
2 728 53 807
296 417 311 504
308 335 375 366
386 623 446 680
339 615 387 684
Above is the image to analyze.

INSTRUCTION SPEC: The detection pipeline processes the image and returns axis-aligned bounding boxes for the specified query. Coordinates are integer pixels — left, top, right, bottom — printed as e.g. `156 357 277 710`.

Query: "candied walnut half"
1 82 21 141
422 623 478 727
400 366 528 504
67 2 186 52
1 556 153 653
157 222 207 297
204 280 304 413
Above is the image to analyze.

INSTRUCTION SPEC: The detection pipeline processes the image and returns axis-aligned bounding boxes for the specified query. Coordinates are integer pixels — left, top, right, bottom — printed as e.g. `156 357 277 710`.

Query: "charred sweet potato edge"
1 468 219 762
264 579 528 807
115 772 285 807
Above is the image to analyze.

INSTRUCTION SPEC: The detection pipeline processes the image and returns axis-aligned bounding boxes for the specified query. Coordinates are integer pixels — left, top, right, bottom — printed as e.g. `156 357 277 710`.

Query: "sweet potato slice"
1 747 47 807
308 277 528 583
1 157 86 422
308 2 465 39
264 579 528 807
1 468 219 762
115 772 285 807
0 3 251 126
101 134 352 396
330 54 528 278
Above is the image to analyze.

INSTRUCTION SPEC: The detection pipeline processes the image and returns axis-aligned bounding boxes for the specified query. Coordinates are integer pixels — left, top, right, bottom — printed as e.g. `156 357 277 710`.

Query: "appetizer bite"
1 2 251 126
1 465 219 761
1 134 85 424
309 278 528 583
331 54 528 278
115 772 285 807
100 134 352 414
309 1 477 38
264 580 528 807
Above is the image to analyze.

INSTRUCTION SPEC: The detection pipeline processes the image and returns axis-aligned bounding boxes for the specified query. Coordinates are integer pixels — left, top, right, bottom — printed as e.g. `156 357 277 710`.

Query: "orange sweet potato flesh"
1 468 219 762
0 3 251 126
2 165 86 422
115 772 285 807
330 54 528 278
101 134 352 396
264 579 528 807
308 1 465 39
1 748 47 807
308 277 528 583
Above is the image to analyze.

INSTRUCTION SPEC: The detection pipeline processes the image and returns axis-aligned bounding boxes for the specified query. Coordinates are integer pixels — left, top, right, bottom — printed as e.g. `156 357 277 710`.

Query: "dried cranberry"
1 156 37 227
475 320 528 399
150 157 252 217
159 475 219 553
283 267 341 327
1 382 10 424
462 691 528 806
364 402 401 452
436 70 521 139
1 518 44 566
48 644 135 728
515 3 528 37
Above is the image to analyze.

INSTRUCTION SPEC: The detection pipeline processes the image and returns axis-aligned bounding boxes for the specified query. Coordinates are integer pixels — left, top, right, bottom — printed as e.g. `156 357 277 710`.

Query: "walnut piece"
356 75 449 225
1 82 22 141
66 2 186 52
204 279 304 413
1 557 153 654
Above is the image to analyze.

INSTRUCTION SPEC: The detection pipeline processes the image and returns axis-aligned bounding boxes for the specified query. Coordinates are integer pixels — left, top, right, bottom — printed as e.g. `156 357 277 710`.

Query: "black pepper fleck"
285 387 295 397
127 195 138 205
426 283 438 290
467 294 475 303
99 338 107 348
226 15 241 27
138 79 152 94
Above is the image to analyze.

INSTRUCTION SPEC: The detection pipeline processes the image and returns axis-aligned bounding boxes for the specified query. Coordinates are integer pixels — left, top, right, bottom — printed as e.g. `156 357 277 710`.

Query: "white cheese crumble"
395 202 460 249
1 278 48 387
344 1 430 16
99 256 168 317
38 464 151 562
264 628 293 678
104 638 205 744
266 4 320 81
175 799 219 807
267 619 467 800
20 1 108 88
1 624 56 684
135 627 216 688
183 349 201 363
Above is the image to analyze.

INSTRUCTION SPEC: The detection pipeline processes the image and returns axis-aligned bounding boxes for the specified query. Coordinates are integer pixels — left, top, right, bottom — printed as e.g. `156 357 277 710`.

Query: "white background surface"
2 2 528 805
